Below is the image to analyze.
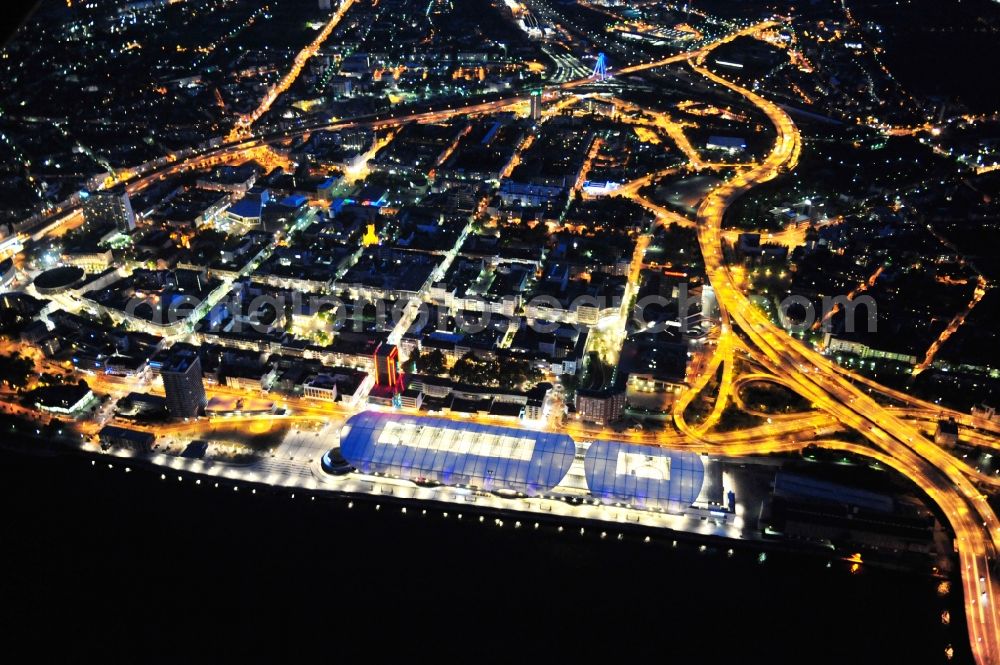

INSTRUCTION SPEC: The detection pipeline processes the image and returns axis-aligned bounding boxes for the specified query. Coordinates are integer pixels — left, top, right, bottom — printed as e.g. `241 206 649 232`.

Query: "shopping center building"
337 412 707 513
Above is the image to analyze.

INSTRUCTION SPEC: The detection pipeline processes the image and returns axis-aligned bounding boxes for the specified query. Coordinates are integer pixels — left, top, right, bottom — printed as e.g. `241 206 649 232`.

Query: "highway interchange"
11 15 1000 664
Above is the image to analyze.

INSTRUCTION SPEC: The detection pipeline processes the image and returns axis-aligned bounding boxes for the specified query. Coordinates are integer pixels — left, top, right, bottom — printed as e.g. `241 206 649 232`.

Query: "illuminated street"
1 2 999 662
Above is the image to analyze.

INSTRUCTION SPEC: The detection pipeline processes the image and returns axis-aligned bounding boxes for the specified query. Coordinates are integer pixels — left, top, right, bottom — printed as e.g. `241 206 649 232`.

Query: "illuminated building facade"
374 342 401 389
83 187 136 233
161 349 207 419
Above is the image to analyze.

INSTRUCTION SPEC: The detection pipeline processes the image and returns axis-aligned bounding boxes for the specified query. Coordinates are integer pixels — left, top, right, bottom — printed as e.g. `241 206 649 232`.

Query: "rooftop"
338 411 575 495
583 440 705 512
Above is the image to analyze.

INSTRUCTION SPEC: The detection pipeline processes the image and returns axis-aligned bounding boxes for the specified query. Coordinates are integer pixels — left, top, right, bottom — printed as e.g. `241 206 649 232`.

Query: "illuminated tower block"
161 348 206 419
83 186 136 233
374 342 401 390
530 89 542 121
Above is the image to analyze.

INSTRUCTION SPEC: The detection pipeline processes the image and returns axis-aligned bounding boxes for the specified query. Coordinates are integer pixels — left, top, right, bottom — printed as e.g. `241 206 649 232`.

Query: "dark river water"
0 447 970 663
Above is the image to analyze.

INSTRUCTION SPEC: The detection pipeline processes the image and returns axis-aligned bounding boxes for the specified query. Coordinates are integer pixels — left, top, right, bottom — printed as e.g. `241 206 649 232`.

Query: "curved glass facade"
583 440 705 512
339 411 576 495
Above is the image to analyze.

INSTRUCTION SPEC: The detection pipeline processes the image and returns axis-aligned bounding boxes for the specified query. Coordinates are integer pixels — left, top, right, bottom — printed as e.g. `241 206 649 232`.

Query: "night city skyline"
0 1 998 662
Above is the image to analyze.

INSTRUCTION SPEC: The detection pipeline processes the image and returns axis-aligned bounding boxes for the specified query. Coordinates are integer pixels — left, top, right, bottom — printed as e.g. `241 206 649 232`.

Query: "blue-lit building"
226 188 270 228
338 411 575 495
584 440 704 512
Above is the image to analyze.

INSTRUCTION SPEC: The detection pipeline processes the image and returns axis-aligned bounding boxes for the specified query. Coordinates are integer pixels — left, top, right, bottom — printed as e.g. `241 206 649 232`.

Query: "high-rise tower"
83 186 136 233
161 348 206 419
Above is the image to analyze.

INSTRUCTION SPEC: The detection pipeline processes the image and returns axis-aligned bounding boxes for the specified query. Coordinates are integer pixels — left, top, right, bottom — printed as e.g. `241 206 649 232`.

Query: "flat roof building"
338 411 575 495
99 425 155 453
584 440 705 513
83 187 136 233
575 384 626 426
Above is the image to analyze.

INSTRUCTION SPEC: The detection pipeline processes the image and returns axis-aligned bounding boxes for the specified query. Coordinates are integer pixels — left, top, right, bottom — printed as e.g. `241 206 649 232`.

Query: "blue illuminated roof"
773 471 893 513
280 194 307 208
707 135 747 149
428 331 464 344
228 198 263 219
584 440 704 512
339 411 575 495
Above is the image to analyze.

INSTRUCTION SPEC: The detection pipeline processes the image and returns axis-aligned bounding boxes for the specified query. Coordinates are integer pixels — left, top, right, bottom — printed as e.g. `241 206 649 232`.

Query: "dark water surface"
0 448 970 663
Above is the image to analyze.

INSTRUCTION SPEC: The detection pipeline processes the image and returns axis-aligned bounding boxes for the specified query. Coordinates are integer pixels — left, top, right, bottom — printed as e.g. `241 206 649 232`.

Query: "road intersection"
17 18 1000 663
